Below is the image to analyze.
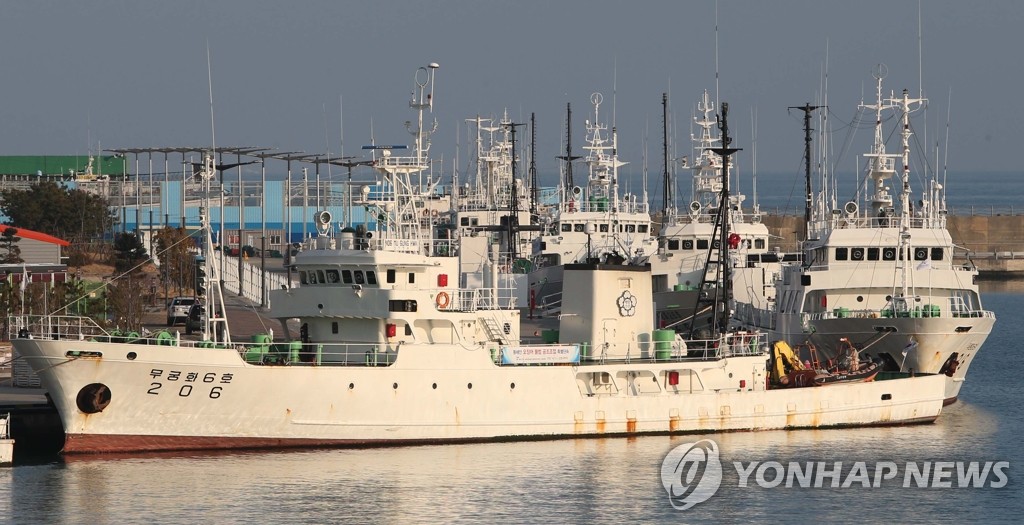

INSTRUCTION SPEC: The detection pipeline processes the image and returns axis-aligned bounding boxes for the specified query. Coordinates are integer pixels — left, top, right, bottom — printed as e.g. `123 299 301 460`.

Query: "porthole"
432 383 437 389
126 352 137 360
510 383 516 389
857 296 864 302
349 383 354 390
76 383 112 414
393 382 399 390
467 383 473 389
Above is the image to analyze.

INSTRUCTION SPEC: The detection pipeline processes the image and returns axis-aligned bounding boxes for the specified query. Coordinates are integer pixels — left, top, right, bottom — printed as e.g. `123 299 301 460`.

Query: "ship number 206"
146 369 233 398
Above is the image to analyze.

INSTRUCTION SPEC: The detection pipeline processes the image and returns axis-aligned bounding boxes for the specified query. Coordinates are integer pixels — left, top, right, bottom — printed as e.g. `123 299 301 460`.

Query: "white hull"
16 338 945 453
779 315 993 402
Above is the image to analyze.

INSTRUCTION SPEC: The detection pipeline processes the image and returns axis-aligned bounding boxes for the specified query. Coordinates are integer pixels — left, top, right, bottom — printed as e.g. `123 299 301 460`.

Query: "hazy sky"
1 0 1020 189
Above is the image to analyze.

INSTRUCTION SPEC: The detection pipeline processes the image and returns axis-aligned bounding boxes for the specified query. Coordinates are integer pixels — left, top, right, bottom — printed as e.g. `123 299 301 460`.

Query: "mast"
504 119 526 262
556 103 581 190
685 102 740 339
789 102 822 235
661 93 672 216
529 112 539 222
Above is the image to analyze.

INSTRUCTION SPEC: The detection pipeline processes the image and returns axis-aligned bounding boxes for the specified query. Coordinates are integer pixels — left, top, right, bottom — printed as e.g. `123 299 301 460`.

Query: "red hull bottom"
60 415 941 455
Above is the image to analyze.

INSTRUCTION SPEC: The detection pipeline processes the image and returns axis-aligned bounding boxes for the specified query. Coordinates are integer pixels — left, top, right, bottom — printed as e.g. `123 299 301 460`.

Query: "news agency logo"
660 439 723 510
661 438 1010 510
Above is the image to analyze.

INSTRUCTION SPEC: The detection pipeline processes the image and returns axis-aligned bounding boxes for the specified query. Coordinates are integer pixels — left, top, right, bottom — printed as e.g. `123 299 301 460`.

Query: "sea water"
1 284 1019 523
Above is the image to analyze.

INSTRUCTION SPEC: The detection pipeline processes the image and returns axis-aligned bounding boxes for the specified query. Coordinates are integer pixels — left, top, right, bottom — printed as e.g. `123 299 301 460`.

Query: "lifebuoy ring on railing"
436 291 451 309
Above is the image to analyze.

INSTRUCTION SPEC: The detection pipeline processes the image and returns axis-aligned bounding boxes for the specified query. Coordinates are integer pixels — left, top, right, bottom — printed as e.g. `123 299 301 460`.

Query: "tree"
112 231 147 274
153 227 199 296
0 227 22 264
0 181 117 242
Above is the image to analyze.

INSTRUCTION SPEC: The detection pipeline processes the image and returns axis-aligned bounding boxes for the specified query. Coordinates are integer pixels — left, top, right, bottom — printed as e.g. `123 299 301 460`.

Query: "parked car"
185 303 206 335
167 297 197 326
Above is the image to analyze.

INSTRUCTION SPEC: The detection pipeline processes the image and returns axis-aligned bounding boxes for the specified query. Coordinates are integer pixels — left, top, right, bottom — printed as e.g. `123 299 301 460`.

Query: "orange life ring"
436 291 451 309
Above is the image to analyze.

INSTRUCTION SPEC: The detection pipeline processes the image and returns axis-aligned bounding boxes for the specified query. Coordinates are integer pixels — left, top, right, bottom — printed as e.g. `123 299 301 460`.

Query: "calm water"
1 285 1020 524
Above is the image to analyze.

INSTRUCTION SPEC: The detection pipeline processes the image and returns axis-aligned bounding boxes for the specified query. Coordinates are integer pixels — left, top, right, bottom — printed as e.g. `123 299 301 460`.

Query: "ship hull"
16 338 946 454
778 315 994 403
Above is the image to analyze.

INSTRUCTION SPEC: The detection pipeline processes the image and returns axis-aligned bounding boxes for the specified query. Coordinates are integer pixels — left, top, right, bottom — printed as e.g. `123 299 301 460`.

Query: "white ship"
529 93 658 314
12 67 947 455
732 67 995 404
651 91 774 330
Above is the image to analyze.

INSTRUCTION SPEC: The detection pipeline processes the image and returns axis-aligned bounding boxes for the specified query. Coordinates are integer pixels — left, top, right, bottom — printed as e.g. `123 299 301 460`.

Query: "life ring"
436 291 451 309
422 209 430 217
432 209 439 217
728 233 741 249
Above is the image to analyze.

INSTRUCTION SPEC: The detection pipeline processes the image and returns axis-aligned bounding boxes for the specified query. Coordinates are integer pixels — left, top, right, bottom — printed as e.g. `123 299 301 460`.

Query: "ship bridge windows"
667 239 680 250
599 224 609 233
914 248 929 261
366 271 377 285
342 270 353 284
931 248 944 260
851 248 865 261
835 248 848 260
625 224 636 233
574 224 585 232
300 272 308 285
868 248 880 261
639 225 649 233
354 271 365 285
754 238 766 250
697 239 709 250
317 270 327 283
387 269 396 284
561 223 572 233
682 239 694 250
882 248 897 261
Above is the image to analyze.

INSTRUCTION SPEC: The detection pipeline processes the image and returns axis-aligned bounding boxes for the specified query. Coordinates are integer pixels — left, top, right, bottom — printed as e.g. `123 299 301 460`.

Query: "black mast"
504 120 526 262
686 102 741 339
556 103 581 189
529 112 539 223
662 92 672 216
789 102 822 235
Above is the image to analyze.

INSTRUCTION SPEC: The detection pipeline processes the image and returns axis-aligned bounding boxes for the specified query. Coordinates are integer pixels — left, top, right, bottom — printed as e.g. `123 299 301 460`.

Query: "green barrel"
288 341 303 363
653 329 675 360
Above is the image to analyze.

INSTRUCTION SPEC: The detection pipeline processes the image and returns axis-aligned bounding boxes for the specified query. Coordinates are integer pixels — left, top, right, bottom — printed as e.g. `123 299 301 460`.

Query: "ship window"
639 225 648 233
835 247 849 261
625 224 636 233
354 271 365 284
366 271 377 285
931 248 944 261
317 270 326 283
574 224 585 232
389 300 418 312
387 269 396 283
408 272 415 284
342 270 353 284
300 272 309 284
851 248 865 261
461 217 470 226
332 322 339 334
882 248 897 261
599 224 609 232
696 239 709 250
914 248 928 261
327 270 340 283
405 324 413 336
561 223 572 232
754 238 765 250
682 239 694 250
668 239 680 250
470 218 479 227
867 247 880 261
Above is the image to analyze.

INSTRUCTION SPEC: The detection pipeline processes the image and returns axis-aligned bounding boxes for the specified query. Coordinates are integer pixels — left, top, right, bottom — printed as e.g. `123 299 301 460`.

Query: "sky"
1 0 1021 193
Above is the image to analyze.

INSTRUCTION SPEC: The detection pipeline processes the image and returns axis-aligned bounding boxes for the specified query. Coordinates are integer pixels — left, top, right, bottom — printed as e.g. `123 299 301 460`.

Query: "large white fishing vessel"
732 67 995 403
12 67 948 455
